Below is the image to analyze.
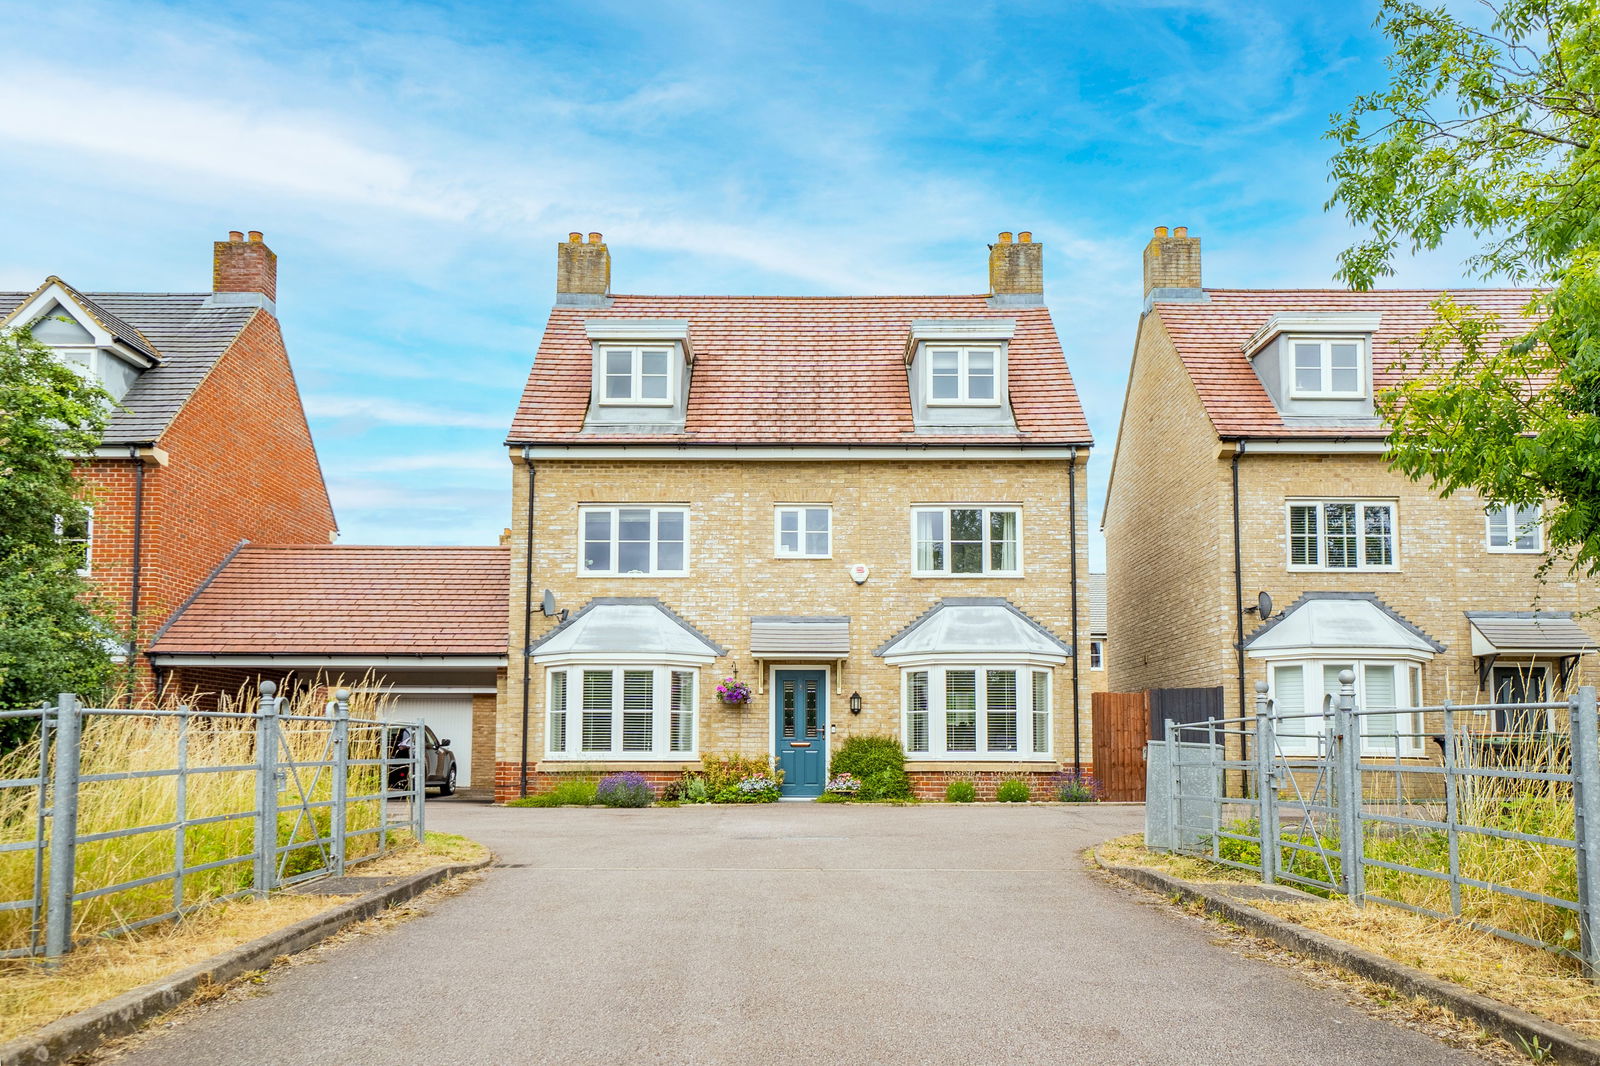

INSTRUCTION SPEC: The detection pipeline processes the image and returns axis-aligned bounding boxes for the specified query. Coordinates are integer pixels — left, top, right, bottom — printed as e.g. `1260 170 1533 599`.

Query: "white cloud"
304 396 507 430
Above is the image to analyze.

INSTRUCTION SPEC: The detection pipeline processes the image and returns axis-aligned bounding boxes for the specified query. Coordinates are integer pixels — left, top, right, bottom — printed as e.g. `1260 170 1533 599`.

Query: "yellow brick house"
1104 227 1598 755
496 231 1095 801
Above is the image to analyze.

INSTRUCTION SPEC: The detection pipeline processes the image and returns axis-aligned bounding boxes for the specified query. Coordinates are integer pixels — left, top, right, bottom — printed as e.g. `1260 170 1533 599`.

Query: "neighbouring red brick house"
0 232 337 692
146 544 509 794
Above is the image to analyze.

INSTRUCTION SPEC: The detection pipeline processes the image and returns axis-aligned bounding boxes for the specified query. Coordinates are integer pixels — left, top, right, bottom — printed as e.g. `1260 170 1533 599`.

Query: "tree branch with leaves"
1328 0 1600 574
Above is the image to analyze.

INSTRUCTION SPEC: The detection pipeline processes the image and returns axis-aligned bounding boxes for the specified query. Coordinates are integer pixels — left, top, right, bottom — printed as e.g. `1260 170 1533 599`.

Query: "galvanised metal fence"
0 683 426 962
1147 674 1600 979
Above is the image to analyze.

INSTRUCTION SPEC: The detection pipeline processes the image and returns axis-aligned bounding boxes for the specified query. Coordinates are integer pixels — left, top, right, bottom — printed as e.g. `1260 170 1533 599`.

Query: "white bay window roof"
875 597 1070 666
529 597 724 665
1245 591 1443 660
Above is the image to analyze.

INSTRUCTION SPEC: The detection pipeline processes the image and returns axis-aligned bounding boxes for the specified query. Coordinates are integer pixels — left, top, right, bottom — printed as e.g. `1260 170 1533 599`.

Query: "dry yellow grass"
0 687 399 953
1101 833 1600 1042
0 832 486 1044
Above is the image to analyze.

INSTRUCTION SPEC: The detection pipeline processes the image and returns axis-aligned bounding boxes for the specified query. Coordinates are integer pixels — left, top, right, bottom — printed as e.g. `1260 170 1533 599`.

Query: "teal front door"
774 670 827 798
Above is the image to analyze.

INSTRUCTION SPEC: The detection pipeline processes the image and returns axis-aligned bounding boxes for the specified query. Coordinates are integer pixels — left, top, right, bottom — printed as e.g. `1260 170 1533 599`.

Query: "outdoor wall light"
849 691 862 715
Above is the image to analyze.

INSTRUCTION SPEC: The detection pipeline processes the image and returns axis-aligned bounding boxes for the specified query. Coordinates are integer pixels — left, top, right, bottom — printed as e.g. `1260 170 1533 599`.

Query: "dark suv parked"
387 724 457 796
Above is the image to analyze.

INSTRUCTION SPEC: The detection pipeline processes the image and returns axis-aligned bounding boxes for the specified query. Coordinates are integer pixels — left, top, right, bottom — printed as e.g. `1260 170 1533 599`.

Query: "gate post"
1254 682 1277 885
331 689 351 878
44 693 82 962
254 682 282 896
412 717 427 847
1164 717 1179 850
1333 669 1365 903
1570 686 1600 980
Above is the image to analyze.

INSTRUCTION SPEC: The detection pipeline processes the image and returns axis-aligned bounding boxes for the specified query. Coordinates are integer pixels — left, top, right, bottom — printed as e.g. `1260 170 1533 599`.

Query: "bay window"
903 666 1051 759
547 666 697 759
1267 659 1423 757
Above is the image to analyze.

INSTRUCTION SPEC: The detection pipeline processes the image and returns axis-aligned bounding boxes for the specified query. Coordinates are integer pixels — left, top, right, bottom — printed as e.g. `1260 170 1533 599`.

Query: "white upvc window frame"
924 344 1003 407
54 508 92 576
1286 336 1368 399
545 665 698 760
774 505 833 559
1089 640 1104 670
902 664 1053 761
1486 502 1543 553
598 344 678 407
578 505 690 577
1266 658 1424 758
1286 499 1398 572
911 504 1023 578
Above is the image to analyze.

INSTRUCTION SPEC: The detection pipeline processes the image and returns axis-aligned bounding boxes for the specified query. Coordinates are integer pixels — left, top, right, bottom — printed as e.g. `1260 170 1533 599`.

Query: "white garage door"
389 695 475 787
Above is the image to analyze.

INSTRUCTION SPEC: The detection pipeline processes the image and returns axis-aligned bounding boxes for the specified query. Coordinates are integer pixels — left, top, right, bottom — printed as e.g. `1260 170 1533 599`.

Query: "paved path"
114 802 1489 1065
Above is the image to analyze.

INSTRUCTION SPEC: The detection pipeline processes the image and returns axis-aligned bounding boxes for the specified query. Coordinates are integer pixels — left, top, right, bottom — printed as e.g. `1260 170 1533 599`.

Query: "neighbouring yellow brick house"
495 231 1095 801
1104 226 1597 755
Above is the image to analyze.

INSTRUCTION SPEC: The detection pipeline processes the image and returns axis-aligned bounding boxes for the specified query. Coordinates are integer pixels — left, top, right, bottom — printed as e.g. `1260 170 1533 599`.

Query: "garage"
385 694 477 788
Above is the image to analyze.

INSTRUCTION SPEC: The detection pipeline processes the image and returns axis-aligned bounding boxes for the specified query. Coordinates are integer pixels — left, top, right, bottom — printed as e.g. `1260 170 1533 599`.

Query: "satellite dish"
541 589 558 617
1257 591 1273 618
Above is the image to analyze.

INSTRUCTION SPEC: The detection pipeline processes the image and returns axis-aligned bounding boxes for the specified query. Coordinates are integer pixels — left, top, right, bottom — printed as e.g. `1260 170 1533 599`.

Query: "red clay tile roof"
508 295 1091 445
1154 288 1538 438
146 545 510 656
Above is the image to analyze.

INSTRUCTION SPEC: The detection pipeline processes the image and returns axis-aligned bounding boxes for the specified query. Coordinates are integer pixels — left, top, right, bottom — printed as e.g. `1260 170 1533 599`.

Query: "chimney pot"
988 230 1043 304
1142 225 1202 300
557 230 612 301
1018 231 1032 243
213 230 278 305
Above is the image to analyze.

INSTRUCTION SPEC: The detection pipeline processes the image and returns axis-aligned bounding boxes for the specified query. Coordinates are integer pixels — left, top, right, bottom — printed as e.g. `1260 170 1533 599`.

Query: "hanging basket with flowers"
716 677 752 706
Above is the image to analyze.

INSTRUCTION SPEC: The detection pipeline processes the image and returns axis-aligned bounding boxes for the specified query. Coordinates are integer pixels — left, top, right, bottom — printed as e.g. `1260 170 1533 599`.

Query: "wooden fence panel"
1092 691 1150 801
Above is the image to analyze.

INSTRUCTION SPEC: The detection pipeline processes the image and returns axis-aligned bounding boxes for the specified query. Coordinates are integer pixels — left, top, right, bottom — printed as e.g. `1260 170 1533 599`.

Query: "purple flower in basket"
716 677 752 704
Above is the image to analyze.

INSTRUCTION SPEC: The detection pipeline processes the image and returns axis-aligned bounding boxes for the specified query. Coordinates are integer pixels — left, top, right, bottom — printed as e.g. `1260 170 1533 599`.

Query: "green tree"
0 324 116 730
1326 0 1600 574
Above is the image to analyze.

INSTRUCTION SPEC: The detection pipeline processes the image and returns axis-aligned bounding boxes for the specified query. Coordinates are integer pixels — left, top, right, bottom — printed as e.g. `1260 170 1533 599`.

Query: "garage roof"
146 544 511 656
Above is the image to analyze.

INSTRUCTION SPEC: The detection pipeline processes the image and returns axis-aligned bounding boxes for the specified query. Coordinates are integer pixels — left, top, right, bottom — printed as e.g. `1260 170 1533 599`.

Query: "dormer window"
583 319 692 431
1290 338 1365 398
928 346 1000 405
602 346 673 404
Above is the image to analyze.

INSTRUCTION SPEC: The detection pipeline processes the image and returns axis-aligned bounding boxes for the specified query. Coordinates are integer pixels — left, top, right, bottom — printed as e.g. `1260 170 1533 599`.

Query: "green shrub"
506 777 598 807
829 735 905 780
714 773 780 803
661 773 713 804
945 780 976 803
858 767 912 801
995 778 1031 802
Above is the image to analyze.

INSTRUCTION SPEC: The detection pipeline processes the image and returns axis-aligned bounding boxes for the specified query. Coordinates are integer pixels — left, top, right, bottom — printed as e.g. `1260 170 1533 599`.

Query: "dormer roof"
509 295 1089 447
1150 288 1536 439
2 276 163 364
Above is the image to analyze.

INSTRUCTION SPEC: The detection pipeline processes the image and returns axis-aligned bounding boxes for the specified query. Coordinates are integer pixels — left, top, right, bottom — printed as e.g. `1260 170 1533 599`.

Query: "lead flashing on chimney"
202 292 277 315
986 293 1045 309
556 293 615 308
1142 288 1210 313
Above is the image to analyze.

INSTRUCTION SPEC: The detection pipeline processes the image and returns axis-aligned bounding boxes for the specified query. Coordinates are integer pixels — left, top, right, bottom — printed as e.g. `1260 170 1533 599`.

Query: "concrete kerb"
0 856 492 1066
1095 848 1600 1066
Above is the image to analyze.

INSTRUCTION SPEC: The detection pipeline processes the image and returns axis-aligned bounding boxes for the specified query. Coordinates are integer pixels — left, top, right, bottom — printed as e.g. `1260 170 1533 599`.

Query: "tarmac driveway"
112 802 1490 1065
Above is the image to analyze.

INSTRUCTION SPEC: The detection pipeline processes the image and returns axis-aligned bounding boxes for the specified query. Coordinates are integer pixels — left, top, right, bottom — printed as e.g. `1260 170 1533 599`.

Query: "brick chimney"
556 231 611 306
1142 225 1203 301
987 230 1043 307
212 230 278 307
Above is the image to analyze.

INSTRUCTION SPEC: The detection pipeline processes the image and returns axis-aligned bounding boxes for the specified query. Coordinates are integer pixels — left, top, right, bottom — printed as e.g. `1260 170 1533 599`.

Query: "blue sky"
0 0 1486 567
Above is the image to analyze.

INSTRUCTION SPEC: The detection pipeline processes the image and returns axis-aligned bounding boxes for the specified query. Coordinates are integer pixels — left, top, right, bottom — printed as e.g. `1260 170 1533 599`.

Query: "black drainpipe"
1231 440 1247 795
519 452 536 798
1069 447 1082 776
127 448 147 693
